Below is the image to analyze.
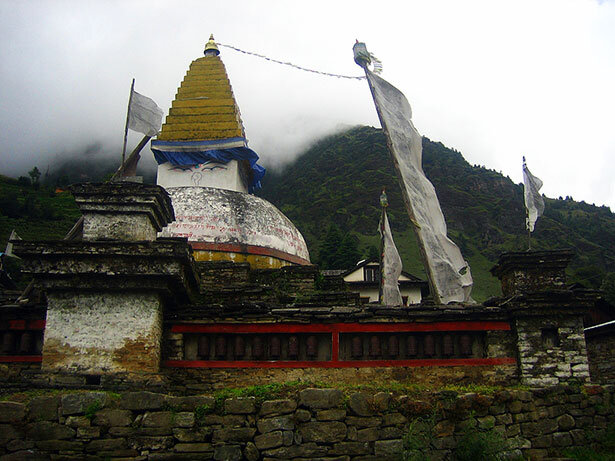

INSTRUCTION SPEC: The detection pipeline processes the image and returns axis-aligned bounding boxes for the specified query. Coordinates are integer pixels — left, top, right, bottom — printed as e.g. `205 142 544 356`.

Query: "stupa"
151 35 310 268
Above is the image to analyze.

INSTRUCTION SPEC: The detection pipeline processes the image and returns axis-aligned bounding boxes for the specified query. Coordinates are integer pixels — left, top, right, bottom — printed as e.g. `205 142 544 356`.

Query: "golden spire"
204 34 220 56
156 38 245 142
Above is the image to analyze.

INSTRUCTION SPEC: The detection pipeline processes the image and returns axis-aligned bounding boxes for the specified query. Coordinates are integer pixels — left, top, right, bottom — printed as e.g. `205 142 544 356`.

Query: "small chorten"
151 36 310 268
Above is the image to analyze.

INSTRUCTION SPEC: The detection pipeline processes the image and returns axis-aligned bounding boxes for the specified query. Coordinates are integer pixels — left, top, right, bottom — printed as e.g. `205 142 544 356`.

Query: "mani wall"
0 386 614 460
0 182 612 391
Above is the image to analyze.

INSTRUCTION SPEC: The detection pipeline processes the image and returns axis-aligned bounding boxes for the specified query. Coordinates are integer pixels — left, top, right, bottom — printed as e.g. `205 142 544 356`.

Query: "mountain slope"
258 126 615 301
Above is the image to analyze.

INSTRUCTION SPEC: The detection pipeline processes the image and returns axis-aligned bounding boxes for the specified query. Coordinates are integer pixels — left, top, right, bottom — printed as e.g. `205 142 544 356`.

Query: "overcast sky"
1 0 614 209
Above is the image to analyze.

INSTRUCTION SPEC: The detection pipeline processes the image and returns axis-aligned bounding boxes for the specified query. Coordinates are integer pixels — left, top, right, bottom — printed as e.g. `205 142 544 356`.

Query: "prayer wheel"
288 335 299 358
351 336 363 358
407 335 418 356
252 336 264 359
270 336 281 358
306 336 317 358
460 334 473 356
442 334 454 356
388 335 399 357
197 336 210 358
215 336 226 358
424 335 435 357
234 336 245 358
1 332 15 354
35 334 44 354
19 332 32 354
369 335 381 357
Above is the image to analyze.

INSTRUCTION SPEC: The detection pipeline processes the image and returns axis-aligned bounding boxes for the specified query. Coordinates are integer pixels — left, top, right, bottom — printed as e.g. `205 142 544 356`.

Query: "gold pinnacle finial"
204 34 220 56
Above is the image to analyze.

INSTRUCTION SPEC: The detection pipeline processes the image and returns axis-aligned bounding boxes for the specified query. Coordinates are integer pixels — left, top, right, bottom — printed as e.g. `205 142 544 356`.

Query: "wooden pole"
526 208 531 251
121 78 135 165
111 135 151 181
378 205 385 304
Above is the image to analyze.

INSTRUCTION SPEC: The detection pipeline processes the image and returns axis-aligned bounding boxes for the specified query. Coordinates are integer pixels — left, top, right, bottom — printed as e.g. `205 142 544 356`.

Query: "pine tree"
318 224 343 269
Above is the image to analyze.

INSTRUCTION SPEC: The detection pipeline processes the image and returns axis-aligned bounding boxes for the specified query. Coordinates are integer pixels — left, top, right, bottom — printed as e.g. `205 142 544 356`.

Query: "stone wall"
586 324 615 384
514 316 590 387
1 385 613 460
162 365 519 394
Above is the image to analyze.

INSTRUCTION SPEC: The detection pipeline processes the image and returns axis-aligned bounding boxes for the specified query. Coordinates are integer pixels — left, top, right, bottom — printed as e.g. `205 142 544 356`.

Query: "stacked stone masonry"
585 325 615 384
0 386 614 460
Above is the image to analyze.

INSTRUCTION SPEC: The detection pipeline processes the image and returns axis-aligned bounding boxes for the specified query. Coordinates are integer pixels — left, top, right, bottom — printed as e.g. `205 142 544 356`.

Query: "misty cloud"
0 0 614 209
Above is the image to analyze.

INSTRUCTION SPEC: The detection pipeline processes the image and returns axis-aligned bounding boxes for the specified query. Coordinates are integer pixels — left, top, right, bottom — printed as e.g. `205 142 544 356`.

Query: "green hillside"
258 126 615 301
2 126 614 302
0 175 80 244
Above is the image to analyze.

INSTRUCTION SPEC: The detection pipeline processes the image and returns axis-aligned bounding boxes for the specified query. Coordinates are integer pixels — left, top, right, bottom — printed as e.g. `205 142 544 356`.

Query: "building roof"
341 258 426 283
157 54 245 142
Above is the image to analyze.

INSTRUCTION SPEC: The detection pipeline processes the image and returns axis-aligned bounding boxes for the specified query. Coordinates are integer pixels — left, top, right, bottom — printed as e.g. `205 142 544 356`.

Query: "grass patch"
194 403 214 425
402 410 438 460
565 425 615 460
454 424 510 461
84 401 102 421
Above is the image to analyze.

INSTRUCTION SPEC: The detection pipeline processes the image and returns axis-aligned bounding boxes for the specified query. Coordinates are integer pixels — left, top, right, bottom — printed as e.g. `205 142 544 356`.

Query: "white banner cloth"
523 162 545 232
379 210 403 306
366 70 473 304
128 90 164 136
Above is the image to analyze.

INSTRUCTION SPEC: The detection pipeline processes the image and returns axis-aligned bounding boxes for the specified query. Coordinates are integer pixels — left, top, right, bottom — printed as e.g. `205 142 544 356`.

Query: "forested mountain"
258 126 615 301
2 126 614 301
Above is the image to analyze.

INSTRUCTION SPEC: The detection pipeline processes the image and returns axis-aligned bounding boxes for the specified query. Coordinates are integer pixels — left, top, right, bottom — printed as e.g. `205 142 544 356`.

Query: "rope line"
216 43 366 80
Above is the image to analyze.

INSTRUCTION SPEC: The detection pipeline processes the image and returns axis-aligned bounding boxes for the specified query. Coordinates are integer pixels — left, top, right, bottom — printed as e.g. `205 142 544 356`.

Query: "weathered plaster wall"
159 187 310 263
0 386 613 460
83 213 157 241
157 160 248 193
42 292 163 374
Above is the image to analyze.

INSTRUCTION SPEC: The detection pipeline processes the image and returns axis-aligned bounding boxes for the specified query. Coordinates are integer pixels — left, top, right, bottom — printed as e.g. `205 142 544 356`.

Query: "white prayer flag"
362 68 473 304
128 90 164 137
4 229 21 259
523 158 545 232
379 210 403 306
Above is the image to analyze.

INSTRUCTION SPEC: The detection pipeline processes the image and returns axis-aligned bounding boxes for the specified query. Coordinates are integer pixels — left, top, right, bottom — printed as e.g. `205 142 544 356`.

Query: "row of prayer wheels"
349 333 475 358
1 331 42 355
196 335 320 360
186 332 477 361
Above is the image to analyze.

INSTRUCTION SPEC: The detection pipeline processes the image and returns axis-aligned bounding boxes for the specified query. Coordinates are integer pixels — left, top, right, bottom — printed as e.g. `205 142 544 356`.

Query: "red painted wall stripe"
9 320 26 330
28 320 46 330
0 356 42 363
171 321 511 334
5 320 45 330
164 357 517 369
190 242 310 266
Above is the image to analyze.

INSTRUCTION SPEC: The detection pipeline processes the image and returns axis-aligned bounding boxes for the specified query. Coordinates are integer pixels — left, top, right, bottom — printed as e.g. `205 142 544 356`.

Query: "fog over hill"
258 126 615 301
2 126 614 301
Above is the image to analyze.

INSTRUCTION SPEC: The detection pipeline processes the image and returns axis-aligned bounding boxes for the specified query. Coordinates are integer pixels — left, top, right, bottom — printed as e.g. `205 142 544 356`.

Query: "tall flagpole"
523 156 531 251
378 188 387 304
121 78 135 165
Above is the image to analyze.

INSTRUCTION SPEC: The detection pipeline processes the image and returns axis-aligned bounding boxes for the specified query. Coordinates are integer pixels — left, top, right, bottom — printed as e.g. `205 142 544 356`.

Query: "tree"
28 166 41 190
317 224 342 269
0 192 20 218
17 176 31 187
335 233 361 269
366 245 380 261
601 272 615 306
